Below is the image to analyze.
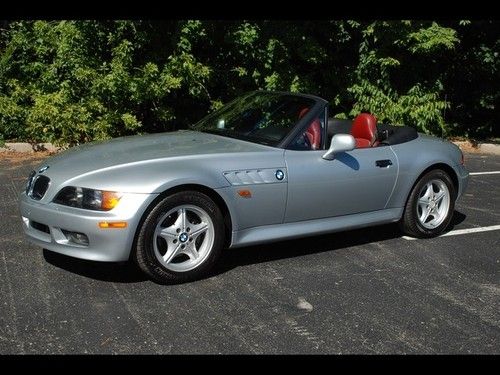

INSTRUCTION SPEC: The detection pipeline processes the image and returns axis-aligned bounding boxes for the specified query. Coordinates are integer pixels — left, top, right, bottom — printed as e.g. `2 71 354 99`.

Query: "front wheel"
399 169 456 238
134 191 225 284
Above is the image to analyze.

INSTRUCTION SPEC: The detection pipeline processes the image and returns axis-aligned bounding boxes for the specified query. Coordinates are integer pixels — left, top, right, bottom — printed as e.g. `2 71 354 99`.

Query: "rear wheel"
134 191 225 284
400 169 456 238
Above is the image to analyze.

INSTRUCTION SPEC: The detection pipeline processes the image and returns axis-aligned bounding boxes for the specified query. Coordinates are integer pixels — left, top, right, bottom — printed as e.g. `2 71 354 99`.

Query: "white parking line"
470 171 500 175
402 225 500 240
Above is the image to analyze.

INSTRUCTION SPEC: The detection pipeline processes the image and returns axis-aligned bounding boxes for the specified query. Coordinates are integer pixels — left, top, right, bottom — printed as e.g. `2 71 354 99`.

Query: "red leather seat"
351 113 378 148
298 108 322 150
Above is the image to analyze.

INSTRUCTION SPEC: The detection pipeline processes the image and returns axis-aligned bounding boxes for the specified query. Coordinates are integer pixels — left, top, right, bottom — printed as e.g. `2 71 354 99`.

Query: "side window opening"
288 107 326 151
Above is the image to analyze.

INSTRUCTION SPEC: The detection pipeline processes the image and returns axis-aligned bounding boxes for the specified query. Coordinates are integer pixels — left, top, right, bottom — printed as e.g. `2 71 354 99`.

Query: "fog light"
62 230 89 246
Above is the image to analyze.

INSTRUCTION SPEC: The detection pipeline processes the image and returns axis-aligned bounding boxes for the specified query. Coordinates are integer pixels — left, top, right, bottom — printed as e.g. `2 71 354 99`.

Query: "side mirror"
322 134 355 160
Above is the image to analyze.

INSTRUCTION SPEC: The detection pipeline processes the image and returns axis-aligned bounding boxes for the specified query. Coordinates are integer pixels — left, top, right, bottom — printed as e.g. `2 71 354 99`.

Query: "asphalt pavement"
0 152 498 354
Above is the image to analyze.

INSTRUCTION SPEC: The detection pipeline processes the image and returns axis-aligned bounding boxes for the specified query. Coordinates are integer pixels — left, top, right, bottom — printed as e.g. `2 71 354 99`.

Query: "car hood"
34 130 274 180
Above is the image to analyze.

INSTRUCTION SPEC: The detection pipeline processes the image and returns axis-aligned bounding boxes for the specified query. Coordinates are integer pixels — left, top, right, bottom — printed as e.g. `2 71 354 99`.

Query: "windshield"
191 92 316 146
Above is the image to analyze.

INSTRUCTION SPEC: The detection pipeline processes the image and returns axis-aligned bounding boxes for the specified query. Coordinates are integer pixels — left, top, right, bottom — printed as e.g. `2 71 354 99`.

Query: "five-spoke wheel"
416 179 451 229
153 205 215 272
134 191 224 284
400 169 456 238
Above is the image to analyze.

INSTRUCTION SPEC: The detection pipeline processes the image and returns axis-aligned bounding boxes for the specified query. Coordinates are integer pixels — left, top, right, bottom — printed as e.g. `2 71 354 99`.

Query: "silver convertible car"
19 91 469 283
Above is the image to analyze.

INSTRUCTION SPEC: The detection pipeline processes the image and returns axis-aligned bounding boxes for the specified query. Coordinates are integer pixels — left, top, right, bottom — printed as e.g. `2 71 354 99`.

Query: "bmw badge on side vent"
275 169 284 181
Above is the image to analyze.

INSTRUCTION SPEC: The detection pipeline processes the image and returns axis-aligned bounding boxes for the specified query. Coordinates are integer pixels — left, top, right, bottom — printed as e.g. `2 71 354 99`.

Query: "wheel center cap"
179 232 189 243
429 201 436 209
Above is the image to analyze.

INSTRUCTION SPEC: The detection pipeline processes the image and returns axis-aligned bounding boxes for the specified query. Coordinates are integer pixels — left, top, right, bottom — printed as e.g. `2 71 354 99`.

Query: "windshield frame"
190 91 328 149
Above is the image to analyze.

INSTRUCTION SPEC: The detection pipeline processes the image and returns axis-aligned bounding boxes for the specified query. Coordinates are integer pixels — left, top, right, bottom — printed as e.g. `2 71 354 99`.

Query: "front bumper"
19 191 157 262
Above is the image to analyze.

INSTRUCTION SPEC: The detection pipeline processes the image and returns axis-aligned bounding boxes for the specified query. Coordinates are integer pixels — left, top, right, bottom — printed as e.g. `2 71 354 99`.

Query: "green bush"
0 20 498 145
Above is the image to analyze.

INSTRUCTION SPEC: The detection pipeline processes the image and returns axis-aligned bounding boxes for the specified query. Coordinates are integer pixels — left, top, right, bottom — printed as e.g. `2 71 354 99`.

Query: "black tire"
399 169 456 238
134 191 225 284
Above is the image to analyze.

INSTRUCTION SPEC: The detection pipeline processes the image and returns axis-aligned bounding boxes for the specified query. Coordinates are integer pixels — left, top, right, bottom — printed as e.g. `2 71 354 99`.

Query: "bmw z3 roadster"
19 91 469 283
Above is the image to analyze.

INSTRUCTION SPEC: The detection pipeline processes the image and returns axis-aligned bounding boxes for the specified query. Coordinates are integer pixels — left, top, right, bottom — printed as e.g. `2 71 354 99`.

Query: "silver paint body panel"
19 190 157 261
231 208 403 248
19 128 468 261
283 147 398 221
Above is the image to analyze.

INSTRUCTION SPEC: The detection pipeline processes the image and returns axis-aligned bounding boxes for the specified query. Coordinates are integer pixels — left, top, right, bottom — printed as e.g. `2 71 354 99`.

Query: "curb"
452 141 500 156
0 142 60 153
1 140 499 155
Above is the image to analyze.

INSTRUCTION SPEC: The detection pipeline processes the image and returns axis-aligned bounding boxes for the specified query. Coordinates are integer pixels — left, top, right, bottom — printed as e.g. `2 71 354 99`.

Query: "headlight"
53 187 122 211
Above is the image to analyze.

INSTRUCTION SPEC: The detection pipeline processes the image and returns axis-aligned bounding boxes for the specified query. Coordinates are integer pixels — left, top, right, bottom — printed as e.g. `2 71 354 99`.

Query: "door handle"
376 159 393 168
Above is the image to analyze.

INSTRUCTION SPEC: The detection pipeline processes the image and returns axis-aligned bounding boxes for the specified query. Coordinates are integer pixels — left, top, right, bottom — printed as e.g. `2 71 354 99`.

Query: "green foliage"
340 21 457 136
0 20 207 145
0 20 498 145
407 22 459 54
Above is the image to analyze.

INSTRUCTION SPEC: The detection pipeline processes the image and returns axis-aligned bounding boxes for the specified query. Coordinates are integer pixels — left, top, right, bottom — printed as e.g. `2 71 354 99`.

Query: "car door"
284 142 398 223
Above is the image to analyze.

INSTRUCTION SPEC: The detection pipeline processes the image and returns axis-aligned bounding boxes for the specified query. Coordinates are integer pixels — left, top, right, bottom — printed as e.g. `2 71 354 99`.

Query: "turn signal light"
98 221 128 229
101 191 122 210
237 189 252 198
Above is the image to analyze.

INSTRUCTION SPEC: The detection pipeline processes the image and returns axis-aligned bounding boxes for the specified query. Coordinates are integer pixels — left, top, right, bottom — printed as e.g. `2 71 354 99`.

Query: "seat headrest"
298 107 310 119
351 113 377 144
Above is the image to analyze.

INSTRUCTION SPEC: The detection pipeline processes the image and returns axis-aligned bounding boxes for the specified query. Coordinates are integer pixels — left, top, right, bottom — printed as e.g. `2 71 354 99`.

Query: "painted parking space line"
402 224 500 241
469 171 500 175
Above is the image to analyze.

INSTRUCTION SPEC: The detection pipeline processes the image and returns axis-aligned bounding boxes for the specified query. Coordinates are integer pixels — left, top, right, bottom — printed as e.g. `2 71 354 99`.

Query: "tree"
0 20 498 146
